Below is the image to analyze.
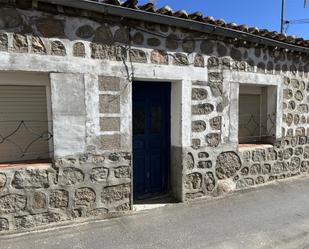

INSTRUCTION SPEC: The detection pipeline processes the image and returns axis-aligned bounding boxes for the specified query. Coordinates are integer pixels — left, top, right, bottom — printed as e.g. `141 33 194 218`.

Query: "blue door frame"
132 82 171 200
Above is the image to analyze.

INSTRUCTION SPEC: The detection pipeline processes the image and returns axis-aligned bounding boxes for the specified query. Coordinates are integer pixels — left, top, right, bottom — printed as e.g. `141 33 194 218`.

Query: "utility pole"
281 0 285 33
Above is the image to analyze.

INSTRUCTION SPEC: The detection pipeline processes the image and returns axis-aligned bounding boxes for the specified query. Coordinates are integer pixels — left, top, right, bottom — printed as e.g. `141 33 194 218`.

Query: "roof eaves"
38 0 309 54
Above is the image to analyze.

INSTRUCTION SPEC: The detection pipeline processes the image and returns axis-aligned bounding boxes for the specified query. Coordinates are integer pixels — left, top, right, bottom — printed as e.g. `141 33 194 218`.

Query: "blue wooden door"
133 82 170 200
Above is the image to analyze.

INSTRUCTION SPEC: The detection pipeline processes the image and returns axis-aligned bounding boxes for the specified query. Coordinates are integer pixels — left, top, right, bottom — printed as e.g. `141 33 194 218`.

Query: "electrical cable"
287 18 309 24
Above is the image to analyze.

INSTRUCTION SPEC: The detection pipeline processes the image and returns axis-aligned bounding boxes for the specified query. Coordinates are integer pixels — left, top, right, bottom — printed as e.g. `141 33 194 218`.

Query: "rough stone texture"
173 53 189 66
114 166 131 178
132 32 144 45
150 50 168 64
73 42 85 57
192 120 206 132
75 188 96 207
31 36 46 54
192 103 214 115
206 133 220 147
114 27 130 44
99 94 120 113
51 40 66 56
236 178 254 189
252 150 266 162
0 218 9 232
185 173 202 190
198 161 212 169
100 117 120 132
215 179 236 196
0 173 6 189
204 172 216 192
230 47 242 61
99 76 120 91
166 34 178 50
210 117 222 130
192 139 201 149
186 192 204 200
91 44 126 61
60 167 84 186
182 37 195 53
0 9 23 29
207 71 224 96
90 167 109 183
147 38 161 47
12 169 49 189
93 25 113 45
217 43 228 57
100 135 121 150
216 152 242 179
32 192 47 210
129 49 147 63
15 212 63 230
200 40 215 55
198 152 209 158
185 153 194 170
295 90 304 101
13 34 28 53
194 54 205 67
0 33 8 51
209 82 223 97
192 88 208 100
36 17 65 38
208 57 220 67
208 72 223 83
50 190 69 208
116 202 130 211
298 104 308 113
101 184 130 205
76 25 94 39
0 194 26 213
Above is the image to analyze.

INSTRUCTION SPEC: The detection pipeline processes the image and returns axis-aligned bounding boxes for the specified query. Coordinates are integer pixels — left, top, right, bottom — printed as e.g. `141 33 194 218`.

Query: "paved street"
2 177 309 249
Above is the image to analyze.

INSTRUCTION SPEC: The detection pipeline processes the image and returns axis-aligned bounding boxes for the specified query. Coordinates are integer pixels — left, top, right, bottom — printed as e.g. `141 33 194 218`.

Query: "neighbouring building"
0 0 309 233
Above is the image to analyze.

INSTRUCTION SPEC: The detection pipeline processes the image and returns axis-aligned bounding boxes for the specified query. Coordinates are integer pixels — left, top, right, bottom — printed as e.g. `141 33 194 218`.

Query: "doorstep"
133 193 178 212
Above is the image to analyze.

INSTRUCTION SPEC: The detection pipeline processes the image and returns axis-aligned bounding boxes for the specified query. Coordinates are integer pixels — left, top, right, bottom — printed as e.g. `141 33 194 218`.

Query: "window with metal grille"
0 85 52 163
238 85 275 144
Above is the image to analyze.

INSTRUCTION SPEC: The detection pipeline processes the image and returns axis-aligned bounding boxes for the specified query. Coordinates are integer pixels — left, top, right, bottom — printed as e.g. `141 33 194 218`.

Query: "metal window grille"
239 93 275 143
0 120 53 163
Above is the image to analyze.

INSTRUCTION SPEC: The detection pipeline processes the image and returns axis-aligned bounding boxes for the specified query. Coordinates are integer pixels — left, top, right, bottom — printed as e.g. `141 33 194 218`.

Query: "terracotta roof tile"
89 0 309 48
121 0 138 9
188 12 204 22
174 10 188 19
157 5 173 16
139 3 155 12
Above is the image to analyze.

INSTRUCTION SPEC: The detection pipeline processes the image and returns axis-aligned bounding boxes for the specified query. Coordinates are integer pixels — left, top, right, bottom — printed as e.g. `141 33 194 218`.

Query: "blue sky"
138 0 309 39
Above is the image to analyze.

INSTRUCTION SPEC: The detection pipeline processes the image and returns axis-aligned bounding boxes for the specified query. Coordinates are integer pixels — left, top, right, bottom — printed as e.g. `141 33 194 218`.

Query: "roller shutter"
0 85 50 163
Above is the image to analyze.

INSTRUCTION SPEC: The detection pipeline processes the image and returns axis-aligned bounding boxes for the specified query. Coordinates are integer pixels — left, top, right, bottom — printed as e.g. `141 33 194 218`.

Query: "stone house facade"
0 0 309 233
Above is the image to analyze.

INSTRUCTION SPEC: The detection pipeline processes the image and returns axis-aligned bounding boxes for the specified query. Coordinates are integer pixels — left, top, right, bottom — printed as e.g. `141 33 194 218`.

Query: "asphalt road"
2 176 309 249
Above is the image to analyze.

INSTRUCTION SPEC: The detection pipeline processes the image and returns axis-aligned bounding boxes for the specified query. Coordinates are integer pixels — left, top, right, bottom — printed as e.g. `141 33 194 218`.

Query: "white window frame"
222 71 284 147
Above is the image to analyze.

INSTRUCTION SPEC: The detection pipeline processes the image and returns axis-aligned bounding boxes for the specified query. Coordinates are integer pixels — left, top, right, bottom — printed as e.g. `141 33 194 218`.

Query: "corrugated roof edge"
37 0 309 54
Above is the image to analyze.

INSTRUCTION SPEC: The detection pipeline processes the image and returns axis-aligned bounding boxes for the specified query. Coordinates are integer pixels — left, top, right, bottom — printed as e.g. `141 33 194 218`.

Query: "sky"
138 0 309 39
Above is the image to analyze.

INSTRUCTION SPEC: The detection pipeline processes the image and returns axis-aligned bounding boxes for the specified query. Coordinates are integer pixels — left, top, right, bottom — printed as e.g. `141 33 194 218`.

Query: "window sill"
0 160 52 169
238 143 273 151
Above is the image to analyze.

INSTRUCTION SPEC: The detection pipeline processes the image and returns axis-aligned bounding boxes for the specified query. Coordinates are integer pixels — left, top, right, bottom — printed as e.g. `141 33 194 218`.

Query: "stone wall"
0 3 309 233
0 153 131 232
185 44 309 200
